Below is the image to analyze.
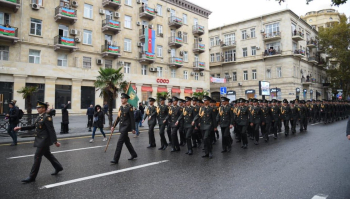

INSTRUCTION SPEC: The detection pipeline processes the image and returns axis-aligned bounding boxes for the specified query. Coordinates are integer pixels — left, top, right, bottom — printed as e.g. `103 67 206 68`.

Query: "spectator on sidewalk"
347 117 350 140
60 101 70 134
89 105 107 143
103 101 109 117
6 102 19 146
139 102 144 127
86 104 94 132
134 107 142 138
46 102 56 117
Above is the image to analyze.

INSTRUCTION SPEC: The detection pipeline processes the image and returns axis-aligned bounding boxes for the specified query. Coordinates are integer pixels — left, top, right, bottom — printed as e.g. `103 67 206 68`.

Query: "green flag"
127 85 139 108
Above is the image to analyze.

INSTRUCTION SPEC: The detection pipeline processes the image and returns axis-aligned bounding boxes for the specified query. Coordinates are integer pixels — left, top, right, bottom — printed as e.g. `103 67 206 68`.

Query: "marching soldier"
166 99 173 144
271 99 281 139
249 99 263 145
210 99 219 144
191 97 201 148
142 97 157 148
281 99 291 136
216 97 234 152
290 100 299 134
177 97 195 155
320 100 327 124
235 98 250 149
165 97 183 152
232 100 241 142
247 98 254 140
14 101 63 183
313 100 320 123
277 101 282 133
157 97 169 150
299 100 308 132
110 93 137 164
178 99 186 146
261 99 272 142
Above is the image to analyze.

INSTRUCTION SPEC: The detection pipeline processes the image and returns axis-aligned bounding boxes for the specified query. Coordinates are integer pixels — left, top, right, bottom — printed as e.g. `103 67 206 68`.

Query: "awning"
184 88 193 94
157 87 167 92
172 88 181 93
132 85 137 91
196 88 203 92
141 86 153 92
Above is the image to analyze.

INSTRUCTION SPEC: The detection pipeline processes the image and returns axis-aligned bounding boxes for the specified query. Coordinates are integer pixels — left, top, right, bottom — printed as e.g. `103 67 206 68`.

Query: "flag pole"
125 81 131 93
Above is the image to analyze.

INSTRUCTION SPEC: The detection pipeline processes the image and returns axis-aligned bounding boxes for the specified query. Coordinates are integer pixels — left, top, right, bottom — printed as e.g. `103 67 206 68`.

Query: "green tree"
192 91 209 100
156 92 170 104
276 0 347 6
318 15 350 99
94 67 127 127
17 86 38 114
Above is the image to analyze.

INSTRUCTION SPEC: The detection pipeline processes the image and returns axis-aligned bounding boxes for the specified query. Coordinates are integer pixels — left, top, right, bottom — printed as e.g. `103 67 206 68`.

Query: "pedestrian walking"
139 102 144 127
14 101 63 183
86 104 94 132
134 107 142 138
103 101 109 117
60 101 70 134
6 101 19 146
89 105 107 143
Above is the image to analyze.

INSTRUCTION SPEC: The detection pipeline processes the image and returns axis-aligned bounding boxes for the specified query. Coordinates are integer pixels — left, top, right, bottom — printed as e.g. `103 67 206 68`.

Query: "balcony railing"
193 43 205 53
168 16 183 29
102 19 121 34
0 25 19 43
139 29 145 41
139 51 155 64
54 6 77 24
139 6 155 20
318 57 326 65
169 57 183 68
263 49 282 57
193 61 205 71
308 56 318 64
221 40 236 48
263 31 281 40
101 45 121 58
307 40 318 48
102 0 121 10
292 31 304 41
0 0 20 12
54 35 78 52
168 36 182 48
293 49 305 56
192 25 204 36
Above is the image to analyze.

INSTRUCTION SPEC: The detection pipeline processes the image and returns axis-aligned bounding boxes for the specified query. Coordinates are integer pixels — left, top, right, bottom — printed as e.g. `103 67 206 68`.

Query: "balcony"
292 31 304 41
0 25 19 43
263 49 282 57
293 49 305 57
220 40 236 49
318 57 326 66
168 16 183 29
102 19 121 34
263 31 281 41
102 0 121 10
139 51 155 64
308 56 318 64
193 43 205 53
168 57 183 68
193 61 205 71
139 29 145 42
168 36 182 48
54 35 78 52
54 6 77 24
139 6 155 20
101 45 121 58
192 25 204 36
0 0 20 12
301 77 313 85
307 40 317 48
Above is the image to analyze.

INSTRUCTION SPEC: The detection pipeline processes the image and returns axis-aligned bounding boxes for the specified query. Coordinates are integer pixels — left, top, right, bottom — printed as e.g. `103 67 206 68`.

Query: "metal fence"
0 114 38 133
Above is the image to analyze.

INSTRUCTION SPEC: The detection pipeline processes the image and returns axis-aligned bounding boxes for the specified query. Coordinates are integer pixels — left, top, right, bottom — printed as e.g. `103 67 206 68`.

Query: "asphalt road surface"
1 119 349 199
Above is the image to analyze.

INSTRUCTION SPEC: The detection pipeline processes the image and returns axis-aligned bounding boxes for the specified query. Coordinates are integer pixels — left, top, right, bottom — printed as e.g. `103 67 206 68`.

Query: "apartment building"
301 8 346 31
0 0 211 114
208 9 331 102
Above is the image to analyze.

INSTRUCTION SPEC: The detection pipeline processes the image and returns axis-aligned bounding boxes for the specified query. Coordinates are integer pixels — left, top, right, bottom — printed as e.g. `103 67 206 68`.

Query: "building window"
124 62 131 73
211 74 215 77
157 45 162 57
156 4 162 16
55 85 71 109
251 28 256 38
215 36 220 46
0 46 9 61
171 69 176 78
183 51 188 62
25 83 45 109
216 53 221 62
242 30 247 40
216 74 220 78
29 49 40 64
225 49 235 62
124 15 132 28
125 0 132 6
124 38 131 52
183 70 188 79
243 48 248 57
210 38 214 47
210 53 214 62
157 24 163 35
266 23 280 35
183 14 187 24
141 65 147 75
251 46 256 56
105 60 112 69
252 69 257 80
183 32 188 43
277 67 282 77
266 69 271 78
225 73 230 82
243 70 248 80
266 42 281 53
81 86 95 109
194 72 199 80
224 33 235 45
0 12 11 25
157 66 163 77
57 54 67 67
30 18 42 36
83 30 92 45
83 56 91 68
232 72 237 81
84 4 93 19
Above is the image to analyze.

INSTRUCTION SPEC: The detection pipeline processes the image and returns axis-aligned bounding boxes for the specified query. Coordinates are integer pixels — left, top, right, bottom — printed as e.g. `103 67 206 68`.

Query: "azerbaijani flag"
112 0 120 3
198 25 204 32
61 7 75 17
108 46 120 53
199 62 205 67
175 37 182 44
144 28 155 54
61 37 74 46
7 0 17 2
145 7 155 15
174 17 182 24
199 44 205 49
109 20 120 28
0 26 15 36
145 52 154 59
175 57 183 64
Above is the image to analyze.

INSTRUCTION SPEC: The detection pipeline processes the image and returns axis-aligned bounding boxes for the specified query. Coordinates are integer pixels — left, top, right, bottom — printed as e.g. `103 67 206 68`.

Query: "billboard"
259 81 270 96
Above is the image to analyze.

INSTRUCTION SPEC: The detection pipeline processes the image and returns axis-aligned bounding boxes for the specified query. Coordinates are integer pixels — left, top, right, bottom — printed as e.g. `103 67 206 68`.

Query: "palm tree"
156 91 169 104
17 86 38 114
94 67 127 127
193 91 209 100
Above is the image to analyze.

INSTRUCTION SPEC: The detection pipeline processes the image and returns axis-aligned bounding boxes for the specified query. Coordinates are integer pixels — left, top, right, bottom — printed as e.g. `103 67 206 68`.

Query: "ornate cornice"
161 0 212 19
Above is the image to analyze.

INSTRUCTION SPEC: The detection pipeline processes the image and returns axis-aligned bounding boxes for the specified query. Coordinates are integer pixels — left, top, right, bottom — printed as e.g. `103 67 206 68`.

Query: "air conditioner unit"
149 67 157 72
167 8 171 12
238 82 242 86
31 3 40 10
114 12 120 18
96 59 103 65
137 42 143 47
148 25 154 29
137 0 141 4
168 49 171 53
199 38 202 42
200 72 204 76
179 51 184 56
256 47 260 50
159 33 163 37
136 22 141 26
99 9 105 15
75 37 81 43
246 35 250 38
70 29 78 35
71 1 78 7
260 29 265 33
190 72 195 76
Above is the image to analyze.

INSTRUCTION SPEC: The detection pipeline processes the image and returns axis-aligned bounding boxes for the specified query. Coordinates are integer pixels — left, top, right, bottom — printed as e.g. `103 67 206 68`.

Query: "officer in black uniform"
166 99 173 144
281 99 291 136
289 100 299 134
299 100 308 132
191 97 201 148
157 97 168 150
179 99 186 146
15 101 63 183
249 98 263 145
177 97 195 155
210 99 219 144
313 100 319 123
320 100 327 124
142 97 157 148
271 99 280 139
111 93 138 164
235 98 250 149
216 97 234 152
165 97 183 152
261 99 272 142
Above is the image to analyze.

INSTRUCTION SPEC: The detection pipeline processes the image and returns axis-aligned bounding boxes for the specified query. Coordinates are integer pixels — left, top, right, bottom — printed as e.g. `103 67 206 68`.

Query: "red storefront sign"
156 78 169 84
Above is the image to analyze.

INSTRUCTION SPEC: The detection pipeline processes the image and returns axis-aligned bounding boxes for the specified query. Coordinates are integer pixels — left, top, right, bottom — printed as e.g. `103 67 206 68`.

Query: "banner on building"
61 7 75 17
210 77 226 83
61 37 74 46
0 26 15 36
144 28 155 54
109 20 120 28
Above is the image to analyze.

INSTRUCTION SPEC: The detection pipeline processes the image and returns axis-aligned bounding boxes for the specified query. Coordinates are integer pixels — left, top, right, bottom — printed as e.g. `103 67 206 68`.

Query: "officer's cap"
159 97 165 101
272 99 278 103
290 100 295 104
121 93 130 99
203 95 211 101
172 97 179 101
283 99 288 103
185 97 192 102
252 98 258 103
36 100 48 109
198 100 204 104
192 97 198 102
149 97 156 102
221 97 229 102
168 98 173 103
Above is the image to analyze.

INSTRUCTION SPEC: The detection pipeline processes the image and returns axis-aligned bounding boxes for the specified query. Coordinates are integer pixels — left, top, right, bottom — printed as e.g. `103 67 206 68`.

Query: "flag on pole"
126 85 139 108
61 7 75 17
144 28 155 54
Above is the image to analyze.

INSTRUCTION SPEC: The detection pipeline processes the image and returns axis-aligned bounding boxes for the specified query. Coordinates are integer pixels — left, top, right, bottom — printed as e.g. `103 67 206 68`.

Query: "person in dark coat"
134 107 142 137
139 102 144 127
89 105 107 143
86 104 94 132
346 117 350 140
60 101 70 134
6 102 19 146
103 101 109 117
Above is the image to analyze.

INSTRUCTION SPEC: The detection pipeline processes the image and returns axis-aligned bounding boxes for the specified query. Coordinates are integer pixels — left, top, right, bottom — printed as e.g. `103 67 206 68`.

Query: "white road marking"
7 145 106 159
40 160 169 189
311 194 328 199
311 123 320 126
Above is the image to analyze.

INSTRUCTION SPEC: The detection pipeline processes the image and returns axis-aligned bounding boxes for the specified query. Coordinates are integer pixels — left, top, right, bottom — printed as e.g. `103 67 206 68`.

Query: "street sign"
220 87 227 95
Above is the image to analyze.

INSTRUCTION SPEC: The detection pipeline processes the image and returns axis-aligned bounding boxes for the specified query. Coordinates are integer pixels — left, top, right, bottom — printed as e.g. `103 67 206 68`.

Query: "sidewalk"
0 115 156 144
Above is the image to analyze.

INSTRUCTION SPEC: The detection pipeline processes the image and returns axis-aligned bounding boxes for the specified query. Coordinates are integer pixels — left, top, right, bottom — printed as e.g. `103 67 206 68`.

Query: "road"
0 119 349 199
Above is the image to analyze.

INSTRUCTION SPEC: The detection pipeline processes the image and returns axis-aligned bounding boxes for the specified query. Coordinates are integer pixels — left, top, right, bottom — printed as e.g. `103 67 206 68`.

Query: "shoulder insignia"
130 108 133 111
231 108 233 111
213 109 216 112
47 117 52 121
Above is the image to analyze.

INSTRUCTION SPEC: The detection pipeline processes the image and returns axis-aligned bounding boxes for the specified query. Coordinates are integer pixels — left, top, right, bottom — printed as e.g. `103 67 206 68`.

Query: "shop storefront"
81 86 95 109
245 89 255 99
227 90 236 102
270 88 281 100
55 85 71 109
184 88 193 97
141 85 153 105
0 82 13 114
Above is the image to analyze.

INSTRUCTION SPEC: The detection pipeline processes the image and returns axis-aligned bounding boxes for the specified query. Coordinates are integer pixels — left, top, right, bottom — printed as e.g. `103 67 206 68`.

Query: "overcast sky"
188 0 350 29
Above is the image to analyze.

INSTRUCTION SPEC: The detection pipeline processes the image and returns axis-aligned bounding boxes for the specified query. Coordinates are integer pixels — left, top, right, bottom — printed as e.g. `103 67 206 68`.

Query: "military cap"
221 97 230 102
168 98 173 103
159 97 165 101
307 100 311 102
210 99 216 103
238 98 245 103
258 99 263 103
249 98 254 102
252 98 258 103
262 99 268 103
203 95 211 101
172 96 179 101
36 100 48 109
290 100 295 104
185 97 192 102
121 93 130 99
300 100 305 104
283 99 288 103
181 99 186 103
198 100 204 104
192 97 198 102
272 99 278 103
148 97 156 102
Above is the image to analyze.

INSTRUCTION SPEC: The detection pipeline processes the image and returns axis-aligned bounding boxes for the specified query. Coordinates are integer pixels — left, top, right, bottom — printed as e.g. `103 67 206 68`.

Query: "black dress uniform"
191 97 201 148
178 97 195 155
165 97 183 152
216 97 234 152
143 97 157 147
236 98 250 149
210 100 219 144
289 101 299 134
320 101 327 124
178 99 186 146
20 101 63 183
313 102 319 123
281 99 291 136
249 99 263 144
157 97 169 150
271 99 281 139
111 93 137 164
166 99 173 144
260 100 272 142
299 100 308 132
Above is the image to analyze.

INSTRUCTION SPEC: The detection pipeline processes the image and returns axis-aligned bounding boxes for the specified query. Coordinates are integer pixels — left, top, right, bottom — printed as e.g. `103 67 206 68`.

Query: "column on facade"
151 84 158 99
179 86 185 99
45 76 57 109
136 83 142 106
13 75 27 110
71 79 82 113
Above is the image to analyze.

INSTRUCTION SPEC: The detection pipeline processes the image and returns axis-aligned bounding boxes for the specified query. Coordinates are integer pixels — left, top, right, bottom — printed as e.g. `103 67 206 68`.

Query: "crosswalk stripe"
311 194 328 199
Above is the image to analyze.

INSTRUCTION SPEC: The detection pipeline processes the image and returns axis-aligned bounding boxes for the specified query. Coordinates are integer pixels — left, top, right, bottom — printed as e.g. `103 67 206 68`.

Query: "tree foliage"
276 0 347 6
193 91 209 100
17 86 38 114
156 92 170 104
